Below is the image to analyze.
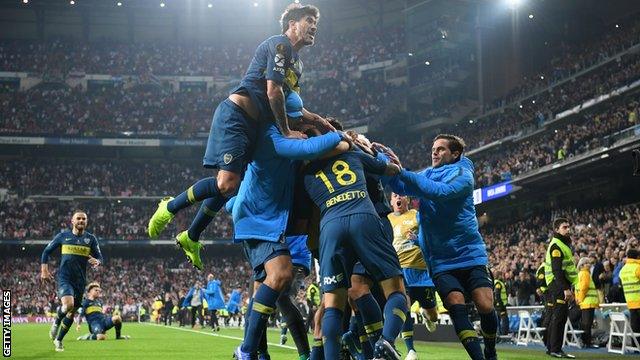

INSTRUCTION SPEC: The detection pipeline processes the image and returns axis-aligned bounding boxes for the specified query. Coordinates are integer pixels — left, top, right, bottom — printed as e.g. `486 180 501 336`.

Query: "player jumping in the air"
40 210 103 352
76 282 129 340
147 3 332 271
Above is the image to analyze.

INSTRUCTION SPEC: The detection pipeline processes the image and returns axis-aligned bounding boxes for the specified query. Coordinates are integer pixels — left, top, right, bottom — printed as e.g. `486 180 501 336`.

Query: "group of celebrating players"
40 4 499 360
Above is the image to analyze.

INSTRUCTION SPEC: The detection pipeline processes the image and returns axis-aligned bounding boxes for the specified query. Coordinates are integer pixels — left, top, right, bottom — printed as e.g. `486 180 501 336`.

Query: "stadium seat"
607 312 640 354
516 310 545 346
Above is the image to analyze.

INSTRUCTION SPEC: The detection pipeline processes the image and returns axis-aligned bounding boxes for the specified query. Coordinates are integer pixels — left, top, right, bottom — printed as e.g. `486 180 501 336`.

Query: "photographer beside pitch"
384 134 498 360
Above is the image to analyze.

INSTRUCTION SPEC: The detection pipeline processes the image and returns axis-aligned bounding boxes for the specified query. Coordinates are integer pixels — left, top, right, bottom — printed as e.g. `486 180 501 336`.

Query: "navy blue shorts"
203 99 258 174
242 239 290 282
350 216 393 279
89 317 114 335
407 286 437 310
57 279 84 307
319 213 402 292
432 265 494 303
403 268 434 287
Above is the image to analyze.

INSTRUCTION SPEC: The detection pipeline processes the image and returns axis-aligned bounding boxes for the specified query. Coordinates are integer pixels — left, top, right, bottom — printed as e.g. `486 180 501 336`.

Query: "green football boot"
176 231 204 270
148 196 175 238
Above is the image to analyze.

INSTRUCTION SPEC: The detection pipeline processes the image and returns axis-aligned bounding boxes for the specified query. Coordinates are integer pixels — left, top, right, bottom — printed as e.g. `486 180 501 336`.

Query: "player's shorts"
203 98 258 174
242 238 290 282
403 268 434 287
89 317 115 335
57 278 84 306
432 265 494 304
350 216 394 279
407 286 437 310
319 213 402 292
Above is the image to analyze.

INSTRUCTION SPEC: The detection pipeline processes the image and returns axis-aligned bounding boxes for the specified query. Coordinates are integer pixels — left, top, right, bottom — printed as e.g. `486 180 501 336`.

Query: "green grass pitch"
8 323 629 359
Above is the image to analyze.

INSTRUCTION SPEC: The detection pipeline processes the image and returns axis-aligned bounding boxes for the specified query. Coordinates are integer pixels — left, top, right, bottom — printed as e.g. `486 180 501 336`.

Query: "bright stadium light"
117 2 122 6
160 2 165 8
294 0 300 3
506 0 522 10
208 3 212 8
69 0 75 5
425 60 430 66
253 2 258 7
22 0 28 4
528 14 534 19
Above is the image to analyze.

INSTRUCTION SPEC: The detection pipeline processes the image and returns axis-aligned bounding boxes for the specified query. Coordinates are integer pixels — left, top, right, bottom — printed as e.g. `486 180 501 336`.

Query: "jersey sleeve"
41 233 62 264
90 235 103 262
397 166 473 201
265 38 293 85
270 126 341 160
355 151 387 176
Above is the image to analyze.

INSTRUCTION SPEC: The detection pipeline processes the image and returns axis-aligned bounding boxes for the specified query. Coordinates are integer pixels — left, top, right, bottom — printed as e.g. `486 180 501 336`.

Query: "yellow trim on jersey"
61 244 91 257
86 305 103 314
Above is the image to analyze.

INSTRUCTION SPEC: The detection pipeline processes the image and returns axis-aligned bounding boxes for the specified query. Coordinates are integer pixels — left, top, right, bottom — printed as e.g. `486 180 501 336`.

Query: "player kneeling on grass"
76 282 129 340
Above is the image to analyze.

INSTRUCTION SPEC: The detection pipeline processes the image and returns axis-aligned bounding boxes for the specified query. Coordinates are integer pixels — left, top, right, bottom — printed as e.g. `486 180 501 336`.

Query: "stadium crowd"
3 253 252 319
0 198 233 240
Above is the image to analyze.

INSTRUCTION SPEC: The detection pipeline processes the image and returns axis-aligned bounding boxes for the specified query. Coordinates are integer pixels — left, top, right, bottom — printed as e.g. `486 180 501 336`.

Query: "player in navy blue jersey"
40 210 103 352
303 150 409 360
76 282 129 341
148 3 333 271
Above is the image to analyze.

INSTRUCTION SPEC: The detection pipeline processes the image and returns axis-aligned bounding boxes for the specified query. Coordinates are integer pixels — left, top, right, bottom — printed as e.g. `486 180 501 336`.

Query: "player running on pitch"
41 210 103 352
148 3 332 270
76 282 129 341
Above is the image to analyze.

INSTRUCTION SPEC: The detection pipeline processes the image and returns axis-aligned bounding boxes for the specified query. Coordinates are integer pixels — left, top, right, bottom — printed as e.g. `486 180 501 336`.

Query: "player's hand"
384 163 401 177
307 115 335 132
88 256 101 268
373 142 402 168
284 130 308 139
563 289 574 302
40 268 53 282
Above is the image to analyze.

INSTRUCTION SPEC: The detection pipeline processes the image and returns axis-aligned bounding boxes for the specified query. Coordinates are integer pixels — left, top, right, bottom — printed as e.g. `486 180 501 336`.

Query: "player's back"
303 150 387 226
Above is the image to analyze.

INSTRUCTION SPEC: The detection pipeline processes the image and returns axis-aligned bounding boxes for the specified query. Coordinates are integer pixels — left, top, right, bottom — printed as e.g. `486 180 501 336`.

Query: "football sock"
480 310 498 357
241 284 279 353
167 177 223 214
354 293 383 346
449 304 484 360
382 291 408 343
402 311 415 351
321 307 344 360
187 197 227 241
56 316 74 341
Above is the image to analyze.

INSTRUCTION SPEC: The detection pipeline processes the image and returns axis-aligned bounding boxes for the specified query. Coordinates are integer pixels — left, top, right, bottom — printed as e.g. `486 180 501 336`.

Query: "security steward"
620 248 640 333
493 271 509 336
544 218 578 359
575 257 599 348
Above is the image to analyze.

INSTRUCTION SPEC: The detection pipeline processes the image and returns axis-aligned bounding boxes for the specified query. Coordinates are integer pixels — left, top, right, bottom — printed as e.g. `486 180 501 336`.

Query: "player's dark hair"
280 4 320 33
553 217 570 231
328 118 343 131
72 209 87 216
434 134 466 159
86 282 101 292
628 248 639 259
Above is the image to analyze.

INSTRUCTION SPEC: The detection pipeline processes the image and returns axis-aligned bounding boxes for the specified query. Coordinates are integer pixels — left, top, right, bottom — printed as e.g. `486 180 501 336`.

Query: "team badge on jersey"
223 153 233 165
84 238 90 244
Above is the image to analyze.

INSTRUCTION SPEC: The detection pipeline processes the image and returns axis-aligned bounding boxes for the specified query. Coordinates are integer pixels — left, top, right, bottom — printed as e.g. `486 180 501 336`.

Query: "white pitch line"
146 323 297 350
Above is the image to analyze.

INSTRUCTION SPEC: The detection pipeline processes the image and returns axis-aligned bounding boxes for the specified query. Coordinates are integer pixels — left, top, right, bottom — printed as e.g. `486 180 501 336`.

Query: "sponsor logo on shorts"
223 153 233 165
322 273 344 286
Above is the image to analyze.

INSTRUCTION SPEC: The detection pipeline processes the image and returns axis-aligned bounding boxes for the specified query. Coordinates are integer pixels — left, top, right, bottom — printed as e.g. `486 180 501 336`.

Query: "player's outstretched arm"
397 168 473 201
270 126 342 160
